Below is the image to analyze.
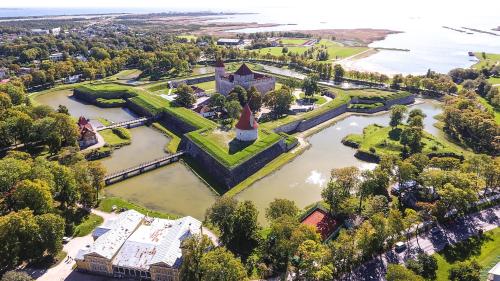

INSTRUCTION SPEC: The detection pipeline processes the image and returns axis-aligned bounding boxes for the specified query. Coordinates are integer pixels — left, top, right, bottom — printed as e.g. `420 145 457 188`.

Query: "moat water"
34 90 443 222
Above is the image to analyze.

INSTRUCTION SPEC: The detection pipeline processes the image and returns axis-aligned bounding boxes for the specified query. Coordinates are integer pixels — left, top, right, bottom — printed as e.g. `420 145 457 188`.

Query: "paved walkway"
340 205 500 281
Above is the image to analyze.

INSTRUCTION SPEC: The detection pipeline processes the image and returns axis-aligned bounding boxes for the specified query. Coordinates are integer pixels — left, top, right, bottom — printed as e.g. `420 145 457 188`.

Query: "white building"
488 262 500 281
76 210 202 281
215 61 275 96
49 52 64 61
50 27 61 36
235 104 259 142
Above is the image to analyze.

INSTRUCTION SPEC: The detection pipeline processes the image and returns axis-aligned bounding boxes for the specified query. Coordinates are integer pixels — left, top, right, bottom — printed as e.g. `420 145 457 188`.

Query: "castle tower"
214 59 225 93
235 104 258 142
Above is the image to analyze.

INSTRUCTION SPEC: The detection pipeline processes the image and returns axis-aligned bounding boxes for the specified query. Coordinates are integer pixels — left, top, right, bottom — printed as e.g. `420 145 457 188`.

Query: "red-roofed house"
235 104 258 141
215 61 275 96
301 206 339 241
78 116 98 148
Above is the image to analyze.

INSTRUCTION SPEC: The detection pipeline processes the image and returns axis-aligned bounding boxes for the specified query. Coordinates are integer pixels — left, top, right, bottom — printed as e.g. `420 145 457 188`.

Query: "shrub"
112 127 131 140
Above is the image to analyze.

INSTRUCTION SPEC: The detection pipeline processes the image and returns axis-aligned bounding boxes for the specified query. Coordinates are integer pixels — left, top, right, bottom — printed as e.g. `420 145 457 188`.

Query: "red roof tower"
235 104 258 130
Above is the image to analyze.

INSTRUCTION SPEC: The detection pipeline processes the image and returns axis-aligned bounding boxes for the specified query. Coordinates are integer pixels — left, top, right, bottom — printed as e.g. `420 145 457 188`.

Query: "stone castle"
215 60 275 96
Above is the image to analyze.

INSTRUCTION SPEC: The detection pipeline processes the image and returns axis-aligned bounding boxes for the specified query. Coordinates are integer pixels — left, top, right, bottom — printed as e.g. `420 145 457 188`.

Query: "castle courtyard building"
215 61 275 96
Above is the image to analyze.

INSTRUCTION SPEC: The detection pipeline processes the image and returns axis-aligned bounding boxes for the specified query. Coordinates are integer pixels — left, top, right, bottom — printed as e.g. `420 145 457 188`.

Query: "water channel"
34 89 443 222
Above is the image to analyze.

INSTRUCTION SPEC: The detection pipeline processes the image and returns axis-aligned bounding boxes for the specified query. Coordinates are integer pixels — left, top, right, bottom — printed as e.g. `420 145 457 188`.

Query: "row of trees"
443 92 499 155
187 149 497 280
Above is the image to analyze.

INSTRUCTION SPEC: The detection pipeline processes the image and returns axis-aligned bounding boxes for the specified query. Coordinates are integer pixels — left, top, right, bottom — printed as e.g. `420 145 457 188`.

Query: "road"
340 205 500 281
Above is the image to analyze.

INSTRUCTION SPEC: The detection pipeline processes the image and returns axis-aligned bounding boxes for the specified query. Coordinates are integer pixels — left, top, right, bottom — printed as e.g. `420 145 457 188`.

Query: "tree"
57 105 69 115
225 100 242 121
387 208 405 241
260 215 320 274
355 220 378 258
180 234 214 281
228 201 260 258
247 86 262 112
321 181 349 217
386 264 424 281
230 85 248 106
36 213 65 256
406 252 438 280
333 64 345 81
1 271 34 281
436 183 478 217
0 92 12 111
302 74 320 101
400 126 423 155
209 93 226 112
391 74 404 89
52 164 79 208
0 158 31 193
206 197 237 247
11 179 53 214
328 229 359 276
265 198 299 221
389 105 408 129
199 247 247 281
0 209 41 270
263 87 294 116
174 83 196 108
448 260 481 281
293 239 329 280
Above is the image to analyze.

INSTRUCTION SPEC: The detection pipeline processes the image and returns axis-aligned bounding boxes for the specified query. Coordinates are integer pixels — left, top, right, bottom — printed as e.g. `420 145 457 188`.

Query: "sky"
1 0 500 22
2 0 500 13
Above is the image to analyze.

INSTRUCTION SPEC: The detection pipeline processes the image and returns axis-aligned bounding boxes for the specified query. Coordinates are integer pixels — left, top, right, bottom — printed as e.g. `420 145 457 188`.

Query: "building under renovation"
75 210 202 281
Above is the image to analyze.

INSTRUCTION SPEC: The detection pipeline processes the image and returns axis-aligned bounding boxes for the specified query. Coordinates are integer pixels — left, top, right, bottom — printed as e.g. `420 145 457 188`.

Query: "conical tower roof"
235 104 258 130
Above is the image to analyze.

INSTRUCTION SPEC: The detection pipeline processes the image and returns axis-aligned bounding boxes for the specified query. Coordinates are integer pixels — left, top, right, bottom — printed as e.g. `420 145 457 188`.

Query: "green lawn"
280 38 308 45
299 93 328 105
73 213 103 237
433 228 500 281
316 39 369 59
473 53 500 69
104 69 142 81
177 34 197 41
98 197 179 219
187 128 282 168
258 46 310 56
193 80 216 91
346 88 411 101
99 128 131 147
343 124 465 158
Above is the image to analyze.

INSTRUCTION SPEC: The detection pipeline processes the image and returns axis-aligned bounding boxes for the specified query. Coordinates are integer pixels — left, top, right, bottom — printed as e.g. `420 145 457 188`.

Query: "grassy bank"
73 213 104 237
473 52 500 69
477 95 500 124
152 122 181 153
224 146 307 197
433 227 500 281
98 197 179 219
343 124 465 159
99 128 131 147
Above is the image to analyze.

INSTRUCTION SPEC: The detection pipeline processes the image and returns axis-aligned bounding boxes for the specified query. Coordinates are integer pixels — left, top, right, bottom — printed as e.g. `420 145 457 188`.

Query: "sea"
1 1 500 75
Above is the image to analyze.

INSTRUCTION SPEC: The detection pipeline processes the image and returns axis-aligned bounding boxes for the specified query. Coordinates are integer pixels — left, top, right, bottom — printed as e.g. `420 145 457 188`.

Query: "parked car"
395 241 406 252
62 237 71 244
430 227 441 235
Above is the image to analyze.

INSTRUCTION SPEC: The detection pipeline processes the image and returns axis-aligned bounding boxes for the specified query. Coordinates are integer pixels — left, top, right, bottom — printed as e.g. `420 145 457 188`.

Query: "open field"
280 38 309 45
487 76 500 85
433 228 500 281
317 39 369 59
298 93 328 105
258 46 310 56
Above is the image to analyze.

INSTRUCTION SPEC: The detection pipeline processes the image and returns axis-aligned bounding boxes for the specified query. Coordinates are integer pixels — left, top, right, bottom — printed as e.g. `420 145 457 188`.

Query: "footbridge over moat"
103 152 184 185
96 117 153 131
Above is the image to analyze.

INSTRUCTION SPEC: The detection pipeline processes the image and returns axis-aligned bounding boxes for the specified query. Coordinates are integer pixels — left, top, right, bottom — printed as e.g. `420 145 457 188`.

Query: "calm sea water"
2 3 500 74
